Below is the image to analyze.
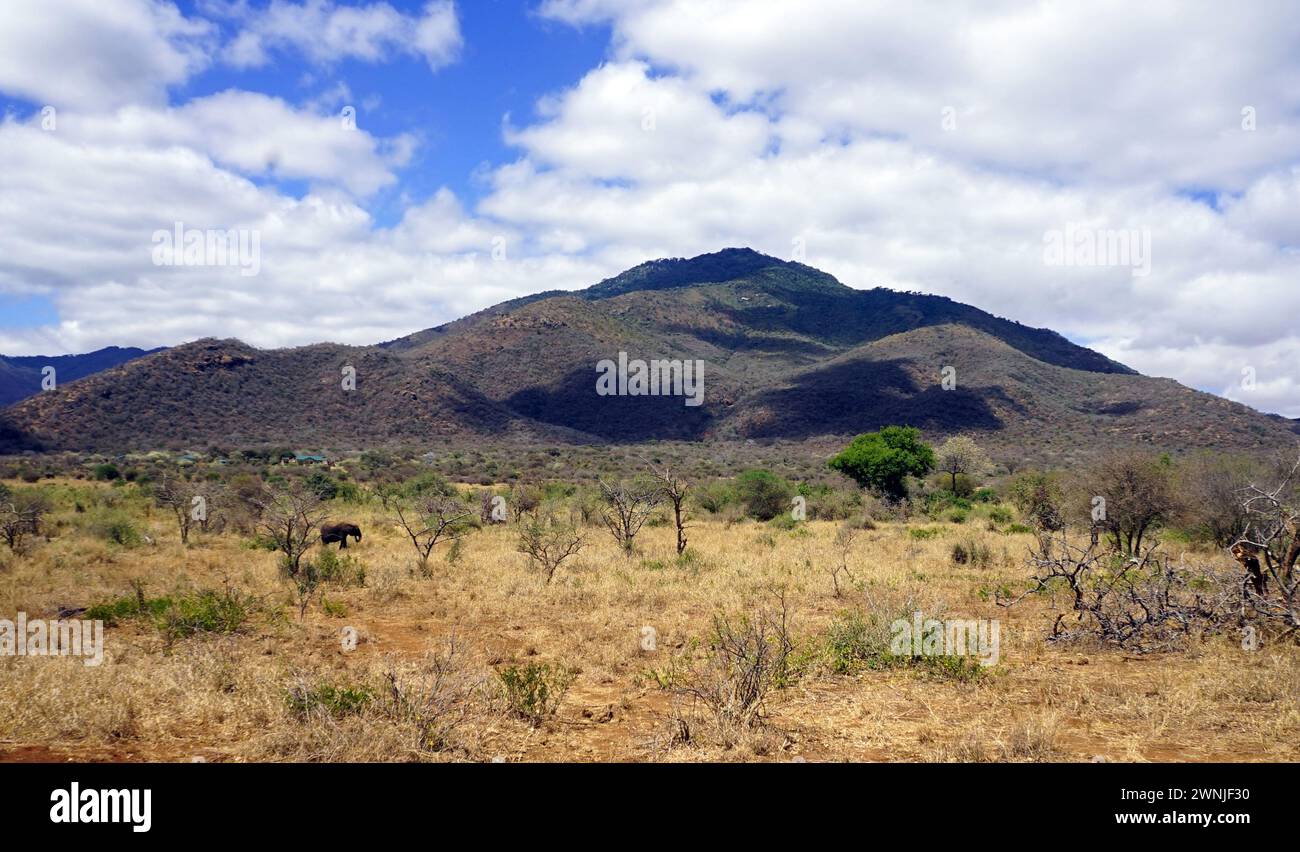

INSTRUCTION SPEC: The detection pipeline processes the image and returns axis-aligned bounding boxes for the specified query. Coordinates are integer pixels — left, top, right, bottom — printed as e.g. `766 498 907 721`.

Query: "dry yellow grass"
1 479 1297 763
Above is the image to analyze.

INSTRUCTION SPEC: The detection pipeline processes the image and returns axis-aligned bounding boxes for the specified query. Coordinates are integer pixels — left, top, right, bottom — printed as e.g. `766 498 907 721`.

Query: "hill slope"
0 346 161 407
2 249 1294 458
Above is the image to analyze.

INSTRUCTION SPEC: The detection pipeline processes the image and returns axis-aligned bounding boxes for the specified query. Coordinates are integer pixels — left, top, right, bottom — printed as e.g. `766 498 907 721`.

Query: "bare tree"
253 483 329 577
598 477 663 552
153 473 209 545
828 524 859 597
1008 470 1065 532
517 514 585 584
510 484 541 522
934 435 989 494
648 463 690 555
0 487 47 554
1233 455 1300 634
394 495 474 575
1177 453 1258 547
1079 452 1177 555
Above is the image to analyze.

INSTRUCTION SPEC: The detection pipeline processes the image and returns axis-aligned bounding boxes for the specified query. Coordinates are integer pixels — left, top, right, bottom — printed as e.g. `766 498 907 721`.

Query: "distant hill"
3 249 1296 462
0 346 161 407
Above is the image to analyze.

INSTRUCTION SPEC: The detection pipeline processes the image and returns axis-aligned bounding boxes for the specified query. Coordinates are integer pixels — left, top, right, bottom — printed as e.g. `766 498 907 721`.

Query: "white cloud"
57 91 414 196
221 0 463 71
541 0 1300 191
0 0 214 110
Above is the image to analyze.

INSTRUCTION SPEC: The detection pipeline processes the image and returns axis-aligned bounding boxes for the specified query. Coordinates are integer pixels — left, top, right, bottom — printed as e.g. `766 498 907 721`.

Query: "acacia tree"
1079 452 1177 555
934 435 988 494
828 426 935 501
1177 452 1257 547
153 473 209 545
517 514 586 584
252 483 329 577
598 478 663 552
394 495 474 575
1008 470 1065 532
0 487 47 554
648 463 691 555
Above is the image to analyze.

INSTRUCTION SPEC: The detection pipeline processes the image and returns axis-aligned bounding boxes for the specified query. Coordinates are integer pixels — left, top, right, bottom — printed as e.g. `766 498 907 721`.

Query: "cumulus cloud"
58 91 414 195
0 0 214 111
220 0 463 70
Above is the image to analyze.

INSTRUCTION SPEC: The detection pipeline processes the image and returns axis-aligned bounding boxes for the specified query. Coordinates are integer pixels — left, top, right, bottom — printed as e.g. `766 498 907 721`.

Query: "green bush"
497 662 574 727
694 481 734 514
314 548 366 587
91 463 121 481
286 682 374 719
987 506 1014 524
820 610 987 682
90 510 142 546
158 589 253 640
734 469 793 521
822 611 894 674
86 586 253 641
85 593 172 625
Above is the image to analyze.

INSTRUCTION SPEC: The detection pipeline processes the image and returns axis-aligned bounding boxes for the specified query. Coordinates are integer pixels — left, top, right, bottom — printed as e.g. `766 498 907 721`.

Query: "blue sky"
1 1 1300 416
1 0 610 225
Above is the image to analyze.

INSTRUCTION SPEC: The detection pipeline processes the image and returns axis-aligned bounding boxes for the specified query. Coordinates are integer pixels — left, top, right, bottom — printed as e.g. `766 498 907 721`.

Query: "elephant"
321 522 362 549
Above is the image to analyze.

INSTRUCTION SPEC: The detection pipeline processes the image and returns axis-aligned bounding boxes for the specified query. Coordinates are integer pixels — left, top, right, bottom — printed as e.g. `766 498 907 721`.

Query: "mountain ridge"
1 249 1291 460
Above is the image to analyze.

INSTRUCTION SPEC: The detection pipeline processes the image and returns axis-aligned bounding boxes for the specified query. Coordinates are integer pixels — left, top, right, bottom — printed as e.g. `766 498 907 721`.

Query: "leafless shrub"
598 477 663 552
380 636 488 754
664 591 797 747
1000 527 1236 651
827 524 859 596
152 473 208 545
1233 455 1300 636
394 495 473 576
0 487 47 554
252 483 328 577
510 484 541 522
1076 452 1177 555
516 513 586 584
1178 452 1258 547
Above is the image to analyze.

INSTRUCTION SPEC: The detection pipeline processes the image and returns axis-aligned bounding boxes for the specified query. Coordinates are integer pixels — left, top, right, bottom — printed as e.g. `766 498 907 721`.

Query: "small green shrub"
158 589 253 641
286 682 374 719
314 548 366 587
734 469 794 521
497 662 574 727
91 463 121 481
90 511 142 547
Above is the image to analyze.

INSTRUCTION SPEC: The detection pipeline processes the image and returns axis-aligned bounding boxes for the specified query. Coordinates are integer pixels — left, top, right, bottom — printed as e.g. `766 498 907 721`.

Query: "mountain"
2 248 1295 461
0 346 162 407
